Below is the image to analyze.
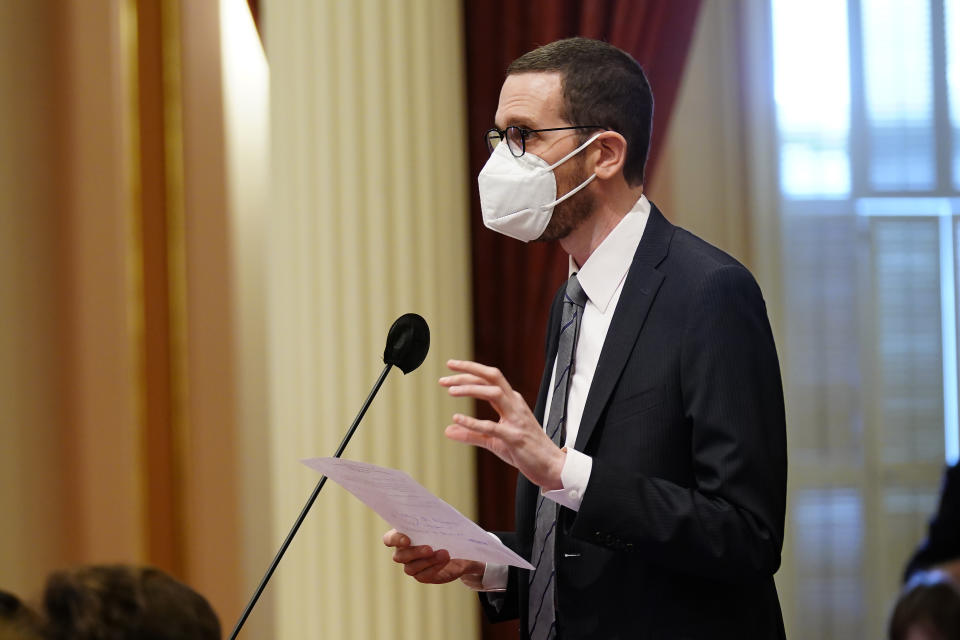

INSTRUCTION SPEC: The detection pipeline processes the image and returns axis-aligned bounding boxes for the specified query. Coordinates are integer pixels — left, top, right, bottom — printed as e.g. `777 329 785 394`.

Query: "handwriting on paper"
302 457 534 570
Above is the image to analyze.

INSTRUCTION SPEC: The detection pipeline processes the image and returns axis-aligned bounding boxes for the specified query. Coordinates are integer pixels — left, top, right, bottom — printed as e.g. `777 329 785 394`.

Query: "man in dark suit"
384 37 787 639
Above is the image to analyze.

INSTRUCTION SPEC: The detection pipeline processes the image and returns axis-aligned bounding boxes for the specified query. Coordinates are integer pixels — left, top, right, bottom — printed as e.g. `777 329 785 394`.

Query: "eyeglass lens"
485 127 525 157
485 129 503 153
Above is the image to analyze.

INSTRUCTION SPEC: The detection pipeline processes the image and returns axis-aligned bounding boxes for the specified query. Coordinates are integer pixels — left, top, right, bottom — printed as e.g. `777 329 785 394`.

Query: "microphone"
229 313 430 639
384 312 431 373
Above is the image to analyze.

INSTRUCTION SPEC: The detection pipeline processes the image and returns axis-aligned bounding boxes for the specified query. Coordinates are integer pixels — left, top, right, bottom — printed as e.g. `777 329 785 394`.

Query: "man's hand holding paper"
301 457 533 575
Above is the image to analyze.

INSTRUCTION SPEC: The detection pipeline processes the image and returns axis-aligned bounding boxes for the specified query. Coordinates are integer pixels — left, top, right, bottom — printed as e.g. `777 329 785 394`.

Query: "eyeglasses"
484 125 605 158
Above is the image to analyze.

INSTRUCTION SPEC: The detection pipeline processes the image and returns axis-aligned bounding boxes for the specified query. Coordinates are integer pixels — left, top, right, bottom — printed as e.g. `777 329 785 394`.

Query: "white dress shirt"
479 195 650 590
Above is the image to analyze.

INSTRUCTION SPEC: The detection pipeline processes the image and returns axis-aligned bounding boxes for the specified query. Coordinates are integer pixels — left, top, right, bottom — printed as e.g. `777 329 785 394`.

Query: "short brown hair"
42 565 220 640
507 37 654 186
889 570 960 640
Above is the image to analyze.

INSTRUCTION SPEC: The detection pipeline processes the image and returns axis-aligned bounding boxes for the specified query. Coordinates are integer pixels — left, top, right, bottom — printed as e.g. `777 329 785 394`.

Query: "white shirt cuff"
542 448 593 512
479 562 509 591
463 531 509 592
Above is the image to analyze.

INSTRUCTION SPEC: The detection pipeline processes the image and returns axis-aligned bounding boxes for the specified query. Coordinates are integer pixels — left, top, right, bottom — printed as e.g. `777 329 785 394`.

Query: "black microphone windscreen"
383 313 430 374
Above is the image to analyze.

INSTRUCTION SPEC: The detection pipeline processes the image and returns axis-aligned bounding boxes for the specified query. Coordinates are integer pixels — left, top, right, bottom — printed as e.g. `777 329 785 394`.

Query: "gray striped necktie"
528 274 587 640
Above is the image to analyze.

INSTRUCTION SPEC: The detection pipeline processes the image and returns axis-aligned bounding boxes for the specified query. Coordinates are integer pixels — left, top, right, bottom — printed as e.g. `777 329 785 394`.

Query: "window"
772 0 959 637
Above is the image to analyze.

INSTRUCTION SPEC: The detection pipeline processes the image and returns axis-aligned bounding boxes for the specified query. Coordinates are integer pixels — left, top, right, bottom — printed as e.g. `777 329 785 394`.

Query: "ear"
590 131 627 181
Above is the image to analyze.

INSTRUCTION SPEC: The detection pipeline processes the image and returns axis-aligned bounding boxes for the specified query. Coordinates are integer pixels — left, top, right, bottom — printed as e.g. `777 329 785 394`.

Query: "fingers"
444 423 493 449
444 412 503 451
445 360 510 389
393 544 438 565
413 558 483 585
390 545 459 584
443 361 525 421
446 383 507 406
403 549 451 579
449 413 497 435
438 373 486 388
382 529 410 548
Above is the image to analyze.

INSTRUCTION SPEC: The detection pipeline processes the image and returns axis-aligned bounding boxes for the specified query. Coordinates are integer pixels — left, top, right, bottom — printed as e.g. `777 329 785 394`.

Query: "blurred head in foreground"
42 565 220 640
0 590 44 640
889 569 960 640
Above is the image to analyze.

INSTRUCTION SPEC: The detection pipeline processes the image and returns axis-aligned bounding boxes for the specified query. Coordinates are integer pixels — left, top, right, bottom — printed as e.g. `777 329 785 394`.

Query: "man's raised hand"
440 359 565 491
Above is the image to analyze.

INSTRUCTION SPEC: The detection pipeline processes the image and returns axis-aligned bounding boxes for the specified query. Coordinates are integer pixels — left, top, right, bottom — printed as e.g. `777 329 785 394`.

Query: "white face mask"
477 132 603 242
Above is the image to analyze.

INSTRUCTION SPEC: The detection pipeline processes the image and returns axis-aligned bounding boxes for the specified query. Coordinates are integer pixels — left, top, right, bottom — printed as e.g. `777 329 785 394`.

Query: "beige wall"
263 1 478 638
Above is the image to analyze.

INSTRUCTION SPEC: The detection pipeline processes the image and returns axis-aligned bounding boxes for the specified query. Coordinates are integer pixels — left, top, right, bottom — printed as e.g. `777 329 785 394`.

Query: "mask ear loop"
544 131 605 172
550 172 597 207
540 131 604 206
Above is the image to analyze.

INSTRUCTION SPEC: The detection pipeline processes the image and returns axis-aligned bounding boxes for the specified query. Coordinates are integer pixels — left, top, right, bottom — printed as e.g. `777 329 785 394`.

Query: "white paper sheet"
302 457 534 570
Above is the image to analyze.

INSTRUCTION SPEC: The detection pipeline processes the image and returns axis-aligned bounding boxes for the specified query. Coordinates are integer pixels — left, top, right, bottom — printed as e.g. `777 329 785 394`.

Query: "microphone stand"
228 362 394 639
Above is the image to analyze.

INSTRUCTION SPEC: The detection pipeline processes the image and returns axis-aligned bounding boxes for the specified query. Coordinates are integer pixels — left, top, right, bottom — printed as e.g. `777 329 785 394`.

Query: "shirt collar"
569 194 650 314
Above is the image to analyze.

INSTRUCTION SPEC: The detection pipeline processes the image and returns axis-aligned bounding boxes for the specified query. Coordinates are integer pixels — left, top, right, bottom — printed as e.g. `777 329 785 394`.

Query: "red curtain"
462 2 702 637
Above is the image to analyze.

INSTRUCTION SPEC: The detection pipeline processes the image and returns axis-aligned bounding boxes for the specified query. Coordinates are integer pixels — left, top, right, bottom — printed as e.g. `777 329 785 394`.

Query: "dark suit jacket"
905 463 960 581
482 204 787 639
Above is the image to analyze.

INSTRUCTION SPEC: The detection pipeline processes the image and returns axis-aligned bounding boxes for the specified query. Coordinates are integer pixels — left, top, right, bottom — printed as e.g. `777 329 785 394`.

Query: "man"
384 37 787 639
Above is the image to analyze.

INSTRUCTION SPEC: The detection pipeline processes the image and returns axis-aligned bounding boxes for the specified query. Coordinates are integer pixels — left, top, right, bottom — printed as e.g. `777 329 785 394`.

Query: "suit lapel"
574 204 674 452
